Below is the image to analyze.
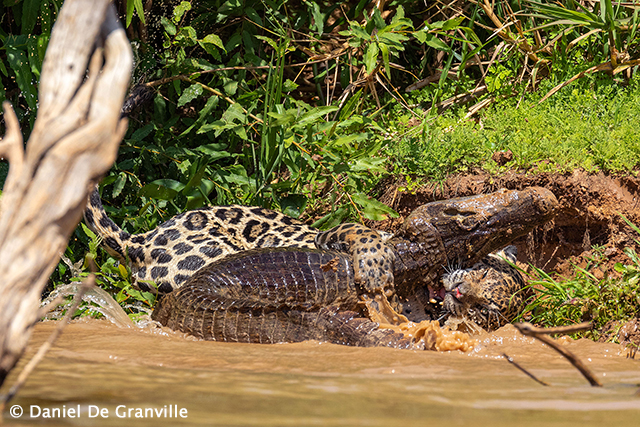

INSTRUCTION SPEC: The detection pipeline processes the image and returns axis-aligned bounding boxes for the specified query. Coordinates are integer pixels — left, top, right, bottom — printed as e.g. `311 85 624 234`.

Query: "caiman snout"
528 186 559 218
401 186 559 265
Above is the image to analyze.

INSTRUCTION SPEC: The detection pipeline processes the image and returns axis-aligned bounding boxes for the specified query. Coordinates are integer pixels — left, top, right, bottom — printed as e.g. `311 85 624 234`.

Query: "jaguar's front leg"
315 223 395 297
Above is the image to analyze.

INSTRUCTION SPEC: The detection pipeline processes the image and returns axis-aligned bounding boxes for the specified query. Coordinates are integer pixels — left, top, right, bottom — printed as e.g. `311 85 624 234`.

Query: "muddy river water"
1 318 640 427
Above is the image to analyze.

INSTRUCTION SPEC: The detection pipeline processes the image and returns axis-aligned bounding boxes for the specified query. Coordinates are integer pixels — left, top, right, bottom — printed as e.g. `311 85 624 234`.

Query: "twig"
36 294 66 319
626 344 637 360
502 353 549 386
513 322 602 387
0 275 95 409
516 322 592 336
539 58 640 103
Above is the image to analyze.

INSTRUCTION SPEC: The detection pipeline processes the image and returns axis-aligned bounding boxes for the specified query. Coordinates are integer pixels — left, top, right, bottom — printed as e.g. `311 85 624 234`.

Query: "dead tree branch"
0 0 132 388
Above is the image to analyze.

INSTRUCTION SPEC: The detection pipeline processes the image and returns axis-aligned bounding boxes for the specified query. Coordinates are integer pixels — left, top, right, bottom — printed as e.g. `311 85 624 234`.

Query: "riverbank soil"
372 169 640 346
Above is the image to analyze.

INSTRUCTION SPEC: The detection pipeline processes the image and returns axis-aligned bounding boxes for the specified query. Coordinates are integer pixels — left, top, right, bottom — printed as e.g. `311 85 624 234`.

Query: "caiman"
151 187 559 348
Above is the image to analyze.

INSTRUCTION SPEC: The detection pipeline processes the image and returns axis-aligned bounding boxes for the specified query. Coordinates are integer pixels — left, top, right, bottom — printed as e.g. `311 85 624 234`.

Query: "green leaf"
392 5 405 24
125 0 135 28
36 34 48 64
306 0 324 35
379 32 409 49
282 79 299 92
130 124 154 141
139 179 185 200
133 0 145 25
364 42 379 75
297 106 338 125
161 16 177 36
112 173 127 198
181 95 218 136
414 29 427 44
339 88 363 120
0 58 7 77
422 33 451 52
185 180 216 209
81 223 97 241
118 264 129 280
280 194 307 218
177 83 203 107
442 16 465 31
427 16 465 31
21 0 39 34
40 0 52 33
6 42 37 111
350 157 386 173
173 1 191 23
176 26 198 45
244 7 262 26
26 35 42 78
183 162 207 195
371 8 385 30
351 193 398 221
222 102 246 124
233 125 247 140
197 120 235 136
195 146 230 160
329 133 364 149
201 33 225 49
311 207 349 229
379 42 390 78
268 111 296 126
255 35 278 51
199 33 226 58
343 22 370 42
223 79 237 95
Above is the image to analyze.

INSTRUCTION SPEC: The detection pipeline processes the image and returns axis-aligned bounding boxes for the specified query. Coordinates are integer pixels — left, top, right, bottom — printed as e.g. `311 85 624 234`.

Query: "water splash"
41 282 135 329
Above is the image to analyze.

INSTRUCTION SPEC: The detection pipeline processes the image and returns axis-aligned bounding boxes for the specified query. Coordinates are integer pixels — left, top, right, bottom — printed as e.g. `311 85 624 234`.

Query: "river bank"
370 169 640 345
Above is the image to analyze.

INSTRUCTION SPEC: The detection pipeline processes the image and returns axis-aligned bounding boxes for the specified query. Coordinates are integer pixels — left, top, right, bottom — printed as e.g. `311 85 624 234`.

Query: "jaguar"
84 188 393 296
443 245 529 330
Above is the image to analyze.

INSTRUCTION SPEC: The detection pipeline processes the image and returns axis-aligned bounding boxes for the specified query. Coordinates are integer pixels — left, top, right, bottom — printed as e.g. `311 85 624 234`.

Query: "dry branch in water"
0 0 132 388
502 352 549 387
513 322 602 387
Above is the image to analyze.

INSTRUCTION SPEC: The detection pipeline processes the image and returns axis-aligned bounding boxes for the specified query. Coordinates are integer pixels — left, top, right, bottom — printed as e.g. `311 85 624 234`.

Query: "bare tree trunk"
0 0 132 387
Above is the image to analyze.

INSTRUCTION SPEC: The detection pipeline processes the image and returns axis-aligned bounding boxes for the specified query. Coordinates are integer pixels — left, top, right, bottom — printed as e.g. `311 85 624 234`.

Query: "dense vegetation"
1 0 639 333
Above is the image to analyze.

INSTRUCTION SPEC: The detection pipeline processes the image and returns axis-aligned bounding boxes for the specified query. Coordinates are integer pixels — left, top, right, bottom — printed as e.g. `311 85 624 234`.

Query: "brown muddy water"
2 318 640 427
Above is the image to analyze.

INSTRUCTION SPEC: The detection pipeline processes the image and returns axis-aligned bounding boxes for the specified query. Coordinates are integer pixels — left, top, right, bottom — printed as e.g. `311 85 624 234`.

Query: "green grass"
521 214 640 341
522 244 640 343
385 75 640 179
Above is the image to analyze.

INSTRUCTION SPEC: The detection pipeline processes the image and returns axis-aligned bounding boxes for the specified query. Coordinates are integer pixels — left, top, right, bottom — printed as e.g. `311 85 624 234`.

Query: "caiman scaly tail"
152 248 416 348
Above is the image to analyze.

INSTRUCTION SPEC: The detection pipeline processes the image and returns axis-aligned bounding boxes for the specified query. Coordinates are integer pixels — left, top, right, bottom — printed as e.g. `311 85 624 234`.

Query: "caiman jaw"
403 187 559 265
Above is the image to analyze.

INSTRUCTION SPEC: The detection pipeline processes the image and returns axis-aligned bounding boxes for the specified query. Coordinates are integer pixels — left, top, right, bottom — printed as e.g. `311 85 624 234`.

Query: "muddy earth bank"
370 169 640 345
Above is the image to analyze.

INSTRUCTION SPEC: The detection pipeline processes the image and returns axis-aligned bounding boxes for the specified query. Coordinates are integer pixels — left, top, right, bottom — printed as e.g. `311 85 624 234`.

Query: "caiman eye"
444 208 479 231
444 208 475 217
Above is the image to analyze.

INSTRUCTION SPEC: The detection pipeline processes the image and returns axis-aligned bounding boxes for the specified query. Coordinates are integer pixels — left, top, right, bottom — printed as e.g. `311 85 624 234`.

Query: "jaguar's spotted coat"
84 189 391 295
